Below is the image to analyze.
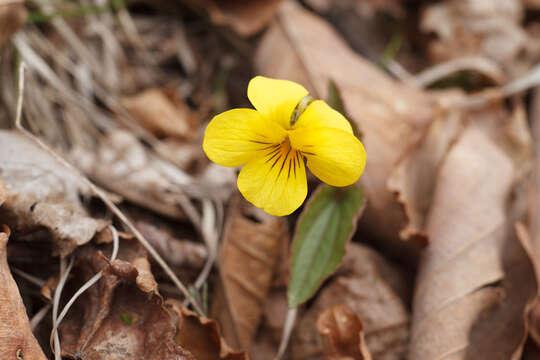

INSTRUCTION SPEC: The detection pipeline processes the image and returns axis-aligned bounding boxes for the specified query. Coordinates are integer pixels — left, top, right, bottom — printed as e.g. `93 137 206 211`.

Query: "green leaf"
119 312 132 325
287 184 365 308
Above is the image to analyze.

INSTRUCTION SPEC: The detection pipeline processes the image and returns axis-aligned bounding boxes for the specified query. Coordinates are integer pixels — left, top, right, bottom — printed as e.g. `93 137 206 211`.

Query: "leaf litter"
2 0 540 359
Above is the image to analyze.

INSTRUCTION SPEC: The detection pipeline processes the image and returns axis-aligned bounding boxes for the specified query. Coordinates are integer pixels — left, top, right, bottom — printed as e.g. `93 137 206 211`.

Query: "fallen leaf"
524 0 540 8
0 179 6 206
305 0 403 17
255 1 438 257
317 304 372 360
421 0 540 76
72 130 234 220
211 193 288 349
0 0 27 47
121 88 196 140
167 299 247 360
292 243 410 360
0 131 108 256
526 87 540 348
135 220 207 269
59 241 195 359
387 90 467 242
201 0 283 37
0 225 47 360
409 105 537 359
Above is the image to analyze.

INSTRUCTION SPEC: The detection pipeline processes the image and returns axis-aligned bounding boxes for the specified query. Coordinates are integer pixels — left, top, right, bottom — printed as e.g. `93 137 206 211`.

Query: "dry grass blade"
13 63 204 317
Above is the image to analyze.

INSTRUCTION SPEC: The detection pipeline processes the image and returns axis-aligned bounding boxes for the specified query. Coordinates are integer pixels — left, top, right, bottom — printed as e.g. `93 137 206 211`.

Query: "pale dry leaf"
135 220 207 269
167 299 247 360
387 90 467 242
200 0 283 37
317 304 372 360
421 0 540 77
0 1 27 47
0 226 47 360
211 193 288 350
0 131 108 256
292 243 410 360
59 242 195 360
121 88 195 140
72 130 235 219
255 1 438 256
409 105 536 359
73 130 189 220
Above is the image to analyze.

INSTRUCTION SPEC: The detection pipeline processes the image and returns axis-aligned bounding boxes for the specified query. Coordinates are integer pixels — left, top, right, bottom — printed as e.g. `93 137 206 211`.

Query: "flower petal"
203 108 287 167
293 100 353 134
237 146 308 216
248 76 309 130
289 127 366 187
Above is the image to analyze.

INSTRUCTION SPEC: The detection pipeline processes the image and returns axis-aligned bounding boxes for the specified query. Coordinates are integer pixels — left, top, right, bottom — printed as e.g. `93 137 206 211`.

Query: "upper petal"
203 108 287 167
248 76 309 130
289 127 366 187
293 100 353 134
237 147 308 216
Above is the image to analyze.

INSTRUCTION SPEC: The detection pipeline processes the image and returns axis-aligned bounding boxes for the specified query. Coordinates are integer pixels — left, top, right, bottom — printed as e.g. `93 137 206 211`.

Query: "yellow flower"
203 76 366 216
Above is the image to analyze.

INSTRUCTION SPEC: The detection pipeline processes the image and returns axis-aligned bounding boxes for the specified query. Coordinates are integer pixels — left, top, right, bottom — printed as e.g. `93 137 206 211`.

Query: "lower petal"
237 147 308 216
289 127 366 187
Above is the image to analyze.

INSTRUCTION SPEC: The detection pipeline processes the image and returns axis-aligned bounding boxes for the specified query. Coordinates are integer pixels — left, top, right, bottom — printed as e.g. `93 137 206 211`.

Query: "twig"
445 62 540 110
49 225 120 347
194 199 218 290
51 257 74 359
30 303 52 331
11 267 46 287
14 63 204 315
414 56 505 88
274 308 298 360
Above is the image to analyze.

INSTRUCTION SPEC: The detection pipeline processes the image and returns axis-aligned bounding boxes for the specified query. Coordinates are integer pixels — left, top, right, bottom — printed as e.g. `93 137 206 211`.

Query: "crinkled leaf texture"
288 184 365 308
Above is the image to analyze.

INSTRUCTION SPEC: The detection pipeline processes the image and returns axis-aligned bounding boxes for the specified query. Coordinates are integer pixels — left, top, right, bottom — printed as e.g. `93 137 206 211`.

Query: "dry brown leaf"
121 88 196 140
527 87 540 348
0 226 47 360
317 304 372 360
211 193 288 350
60 241 195 359
305 0 402 17
292 243 410 360
255 1 438 256
167 299 248 360
524 0 540 8
0 131 108 256
0 179 6 207
421 0 540 76
0 1 27 47
200 0 283 36
409 105 536 359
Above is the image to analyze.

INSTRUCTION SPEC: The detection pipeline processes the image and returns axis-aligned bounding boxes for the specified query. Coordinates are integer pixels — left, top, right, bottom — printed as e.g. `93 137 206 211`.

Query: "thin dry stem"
14 63 204 316
11 267 46 287
275 307 298 360
51 257 74 359
30 303 52 332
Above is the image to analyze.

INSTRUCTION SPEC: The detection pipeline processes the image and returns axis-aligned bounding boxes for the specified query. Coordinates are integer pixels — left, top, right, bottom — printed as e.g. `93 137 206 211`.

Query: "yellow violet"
203 76 366 216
